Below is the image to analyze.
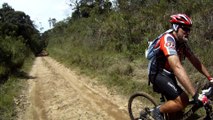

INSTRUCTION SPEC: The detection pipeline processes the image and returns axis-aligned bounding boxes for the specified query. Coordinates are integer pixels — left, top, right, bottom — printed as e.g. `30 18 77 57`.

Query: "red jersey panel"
155 33 192 72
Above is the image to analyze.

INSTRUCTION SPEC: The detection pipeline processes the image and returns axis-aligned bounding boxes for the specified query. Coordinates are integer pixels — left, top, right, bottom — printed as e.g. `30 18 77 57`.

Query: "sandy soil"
16 56 129 120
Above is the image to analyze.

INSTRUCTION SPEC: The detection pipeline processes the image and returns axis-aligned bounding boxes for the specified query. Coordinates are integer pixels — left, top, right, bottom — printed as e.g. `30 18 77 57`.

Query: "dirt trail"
17 57 129 120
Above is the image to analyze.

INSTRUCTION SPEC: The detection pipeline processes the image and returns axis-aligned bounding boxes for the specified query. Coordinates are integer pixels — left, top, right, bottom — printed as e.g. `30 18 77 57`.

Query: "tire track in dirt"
19 57 129 120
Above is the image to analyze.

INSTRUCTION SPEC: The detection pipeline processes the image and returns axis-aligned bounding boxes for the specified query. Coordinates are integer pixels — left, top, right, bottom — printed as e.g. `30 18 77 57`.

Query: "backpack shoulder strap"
145 29 173 60
158 29 173 39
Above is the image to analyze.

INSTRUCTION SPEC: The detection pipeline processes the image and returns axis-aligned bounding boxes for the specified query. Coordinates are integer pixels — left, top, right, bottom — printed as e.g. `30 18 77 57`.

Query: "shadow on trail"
13 70 37 79
0 70 37 85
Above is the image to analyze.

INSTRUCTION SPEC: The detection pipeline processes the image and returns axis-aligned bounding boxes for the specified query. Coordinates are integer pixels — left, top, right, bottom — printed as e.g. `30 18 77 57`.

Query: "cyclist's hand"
193 93 208 106
208 77 213 86
203 77 213 89
198 94 208 104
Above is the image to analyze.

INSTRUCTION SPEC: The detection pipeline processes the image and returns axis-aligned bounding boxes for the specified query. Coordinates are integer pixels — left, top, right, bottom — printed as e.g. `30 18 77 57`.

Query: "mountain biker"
148 13 213 120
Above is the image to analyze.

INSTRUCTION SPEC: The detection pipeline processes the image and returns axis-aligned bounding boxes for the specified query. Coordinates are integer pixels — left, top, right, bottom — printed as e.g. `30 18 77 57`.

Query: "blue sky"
0 0 73 32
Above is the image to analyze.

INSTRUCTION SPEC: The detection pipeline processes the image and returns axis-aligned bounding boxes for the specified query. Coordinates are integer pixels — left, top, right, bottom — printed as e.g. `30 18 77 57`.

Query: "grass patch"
48 44 158 98
0 77 21 119
0 55 34 120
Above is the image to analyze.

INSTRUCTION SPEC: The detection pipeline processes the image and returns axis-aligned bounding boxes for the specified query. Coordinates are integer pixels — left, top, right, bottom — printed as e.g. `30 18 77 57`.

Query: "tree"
0 3 43 79
68 0 81 19
48 18 57 28
52 18 56 27
69 0 112 19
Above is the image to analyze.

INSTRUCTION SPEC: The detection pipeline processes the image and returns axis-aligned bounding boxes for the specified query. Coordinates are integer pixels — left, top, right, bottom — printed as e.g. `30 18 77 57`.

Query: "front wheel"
128 92 158 120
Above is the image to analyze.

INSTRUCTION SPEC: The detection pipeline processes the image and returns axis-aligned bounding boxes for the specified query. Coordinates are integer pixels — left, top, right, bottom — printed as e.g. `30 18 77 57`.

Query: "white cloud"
0 0 72 32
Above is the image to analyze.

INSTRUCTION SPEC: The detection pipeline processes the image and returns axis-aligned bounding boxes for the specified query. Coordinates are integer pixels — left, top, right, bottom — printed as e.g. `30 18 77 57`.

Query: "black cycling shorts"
153 72 183 100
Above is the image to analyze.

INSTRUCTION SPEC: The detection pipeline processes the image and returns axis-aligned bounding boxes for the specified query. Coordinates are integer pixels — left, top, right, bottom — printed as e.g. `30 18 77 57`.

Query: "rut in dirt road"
20 57 129 120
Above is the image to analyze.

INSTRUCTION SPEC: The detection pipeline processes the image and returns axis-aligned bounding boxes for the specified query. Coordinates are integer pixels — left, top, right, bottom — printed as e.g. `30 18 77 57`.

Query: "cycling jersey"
149 31 195 99
154 32 192 72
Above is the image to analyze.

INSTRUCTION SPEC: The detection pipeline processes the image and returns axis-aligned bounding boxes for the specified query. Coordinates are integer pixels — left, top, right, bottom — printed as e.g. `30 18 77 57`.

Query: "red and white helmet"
170 14 192 26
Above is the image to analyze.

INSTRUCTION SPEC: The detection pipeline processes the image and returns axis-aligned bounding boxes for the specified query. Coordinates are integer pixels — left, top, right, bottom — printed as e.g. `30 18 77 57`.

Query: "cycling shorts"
153 71 183 100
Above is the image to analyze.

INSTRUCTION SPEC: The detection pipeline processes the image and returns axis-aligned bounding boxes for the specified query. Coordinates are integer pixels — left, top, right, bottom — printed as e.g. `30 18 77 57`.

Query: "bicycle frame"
128 85 213 120
164 87 213 120
180 101 212 120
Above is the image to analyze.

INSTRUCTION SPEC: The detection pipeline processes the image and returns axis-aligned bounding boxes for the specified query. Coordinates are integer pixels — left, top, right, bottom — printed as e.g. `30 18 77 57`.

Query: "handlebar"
201 85 213 106
202 86 213 99
189 85 213 105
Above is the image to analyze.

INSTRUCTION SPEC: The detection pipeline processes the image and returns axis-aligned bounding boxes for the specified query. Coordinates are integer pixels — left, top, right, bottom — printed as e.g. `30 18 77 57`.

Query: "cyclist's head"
169 14 192 31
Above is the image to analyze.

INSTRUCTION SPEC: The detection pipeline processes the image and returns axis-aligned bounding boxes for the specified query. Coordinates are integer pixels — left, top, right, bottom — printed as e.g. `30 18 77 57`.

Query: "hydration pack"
145 29 173 60
146 29 173 86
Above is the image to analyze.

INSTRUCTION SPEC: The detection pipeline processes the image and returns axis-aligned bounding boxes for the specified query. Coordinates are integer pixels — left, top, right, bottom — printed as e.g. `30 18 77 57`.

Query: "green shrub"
46 0 213 97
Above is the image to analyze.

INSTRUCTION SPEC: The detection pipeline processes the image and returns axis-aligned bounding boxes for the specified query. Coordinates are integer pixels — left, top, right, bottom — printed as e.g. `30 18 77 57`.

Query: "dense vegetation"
0 3 45 81
0 0 213 119
0 3 44 119
45 0 213 95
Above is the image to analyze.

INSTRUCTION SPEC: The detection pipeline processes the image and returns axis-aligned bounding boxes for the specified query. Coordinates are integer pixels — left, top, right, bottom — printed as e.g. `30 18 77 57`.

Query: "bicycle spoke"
128 92 157 120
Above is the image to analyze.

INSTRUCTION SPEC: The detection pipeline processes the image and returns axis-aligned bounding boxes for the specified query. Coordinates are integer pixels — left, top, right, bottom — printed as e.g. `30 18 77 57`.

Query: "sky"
0 0 73 33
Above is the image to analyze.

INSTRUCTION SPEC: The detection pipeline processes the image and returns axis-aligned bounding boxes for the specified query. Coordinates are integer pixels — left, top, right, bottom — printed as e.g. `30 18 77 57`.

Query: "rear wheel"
128 92 158 120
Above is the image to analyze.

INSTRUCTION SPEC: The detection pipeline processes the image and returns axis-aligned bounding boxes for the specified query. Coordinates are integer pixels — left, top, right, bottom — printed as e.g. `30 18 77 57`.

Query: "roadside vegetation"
0 55 34 119
0 0 213 119
0 3 44 119
45 0 213 96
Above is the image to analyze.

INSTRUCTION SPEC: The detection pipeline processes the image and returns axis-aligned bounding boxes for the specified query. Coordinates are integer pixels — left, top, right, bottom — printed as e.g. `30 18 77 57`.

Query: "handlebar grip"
202 87 213 99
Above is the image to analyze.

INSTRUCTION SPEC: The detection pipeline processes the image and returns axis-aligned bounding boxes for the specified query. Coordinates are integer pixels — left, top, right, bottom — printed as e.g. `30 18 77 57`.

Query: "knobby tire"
128 92 158 120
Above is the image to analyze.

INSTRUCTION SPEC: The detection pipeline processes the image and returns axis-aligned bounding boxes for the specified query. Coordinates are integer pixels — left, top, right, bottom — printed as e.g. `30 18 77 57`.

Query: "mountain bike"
128 84 213 120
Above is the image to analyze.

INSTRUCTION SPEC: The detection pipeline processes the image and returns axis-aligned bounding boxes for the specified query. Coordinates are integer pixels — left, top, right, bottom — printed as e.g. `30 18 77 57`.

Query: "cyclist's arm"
185 48 212 80
167 55 196 96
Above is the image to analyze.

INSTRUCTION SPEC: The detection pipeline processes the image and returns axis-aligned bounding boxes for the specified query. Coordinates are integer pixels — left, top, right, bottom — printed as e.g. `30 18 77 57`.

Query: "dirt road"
17 57 129 120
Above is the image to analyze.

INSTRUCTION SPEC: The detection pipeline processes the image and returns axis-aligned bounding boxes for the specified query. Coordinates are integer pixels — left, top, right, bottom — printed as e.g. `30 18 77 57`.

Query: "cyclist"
148 13 213 120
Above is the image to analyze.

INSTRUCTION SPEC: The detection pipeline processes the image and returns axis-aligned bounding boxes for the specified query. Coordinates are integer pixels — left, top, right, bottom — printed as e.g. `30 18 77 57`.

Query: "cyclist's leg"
153 73 189 118
161 92 188 120
160 92 188 113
